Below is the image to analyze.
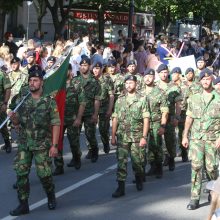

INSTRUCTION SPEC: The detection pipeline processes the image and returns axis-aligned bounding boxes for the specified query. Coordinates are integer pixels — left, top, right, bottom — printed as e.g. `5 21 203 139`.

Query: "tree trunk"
0 10 6 43
98 4 104 44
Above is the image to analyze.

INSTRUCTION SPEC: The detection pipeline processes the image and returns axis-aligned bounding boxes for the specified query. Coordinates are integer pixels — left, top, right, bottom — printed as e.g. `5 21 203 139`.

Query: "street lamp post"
128 0 134 38
26 0 33 41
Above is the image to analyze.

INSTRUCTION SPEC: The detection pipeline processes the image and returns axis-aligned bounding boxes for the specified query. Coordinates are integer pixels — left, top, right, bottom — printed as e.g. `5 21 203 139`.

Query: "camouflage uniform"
157 81 182 159
14 95 60 201
98 74 114 150
186 90 220 201
143 86 169 164
77 73 101 157
124 73 144 92
0 70 11 141
112 93 150 181
109 73 124 104
54 78 86 169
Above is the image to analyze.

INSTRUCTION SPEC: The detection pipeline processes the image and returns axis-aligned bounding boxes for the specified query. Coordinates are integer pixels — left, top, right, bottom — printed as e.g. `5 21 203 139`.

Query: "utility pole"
128 0 134 38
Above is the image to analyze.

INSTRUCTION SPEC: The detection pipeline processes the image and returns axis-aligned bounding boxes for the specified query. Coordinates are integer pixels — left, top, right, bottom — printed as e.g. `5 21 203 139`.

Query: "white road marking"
1 163 118 220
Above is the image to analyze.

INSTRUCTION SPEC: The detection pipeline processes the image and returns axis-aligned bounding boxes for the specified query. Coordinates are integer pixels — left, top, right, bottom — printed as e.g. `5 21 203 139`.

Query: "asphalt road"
0 129 210 220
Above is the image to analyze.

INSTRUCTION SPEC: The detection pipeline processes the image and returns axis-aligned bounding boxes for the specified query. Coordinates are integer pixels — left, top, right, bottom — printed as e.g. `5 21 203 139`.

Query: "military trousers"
54 124 81 168
14 149 54 201
148 122 163 163
189 139 219 200
0 111 10 140
116 141 144 181
164 122 177 158
98 114 110 148
178 111 187 154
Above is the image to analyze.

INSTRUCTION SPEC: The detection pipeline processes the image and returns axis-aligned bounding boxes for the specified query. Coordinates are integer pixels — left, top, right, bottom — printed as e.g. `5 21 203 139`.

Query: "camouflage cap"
10 57 20 64
199 68 213 80
170 67 182 75
213 76 220 85
144 68 155 76
157 64 168 73
124 75 137 82
28 65 44 80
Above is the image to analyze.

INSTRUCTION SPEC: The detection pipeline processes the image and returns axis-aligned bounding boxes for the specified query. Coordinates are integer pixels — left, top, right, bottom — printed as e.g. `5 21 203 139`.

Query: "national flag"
43 52 71 150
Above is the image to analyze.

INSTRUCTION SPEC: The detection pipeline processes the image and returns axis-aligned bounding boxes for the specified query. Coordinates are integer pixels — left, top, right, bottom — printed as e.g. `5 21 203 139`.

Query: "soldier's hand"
158 127 165 136
215 138 220 148
8 111 19 125
111 137 117 146
182 137 189 149
91 114 98 124
139 138 147 148
73 118 81 127
49 146 58 158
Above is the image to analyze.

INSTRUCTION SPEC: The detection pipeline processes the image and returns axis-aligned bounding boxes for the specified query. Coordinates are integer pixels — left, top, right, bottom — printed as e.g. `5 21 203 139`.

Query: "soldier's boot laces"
91 148 99 163
53 167 64 176
67 158 75 167
145 162 156 176
187 199 199 210
74 155 81 170
47 192 56 210
112 181 125 198
168 157 175 171
4 139 12 153
135 175 143 191
10 200 29 216
155 163 163 179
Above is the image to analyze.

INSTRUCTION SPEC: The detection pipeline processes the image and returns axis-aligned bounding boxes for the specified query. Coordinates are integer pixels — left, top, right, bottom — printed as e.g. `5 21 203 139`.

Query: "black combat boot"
52 167 64 176
135 175 143 191
155 163 163 179
91 148 99 163
74 155 81 170
187 199 199 210
146 162 156 176
181 149 188 162
47 191 56 210
67 158 75 167
163 154 169 166
103 145 110 154
85 149 92 159
112 181 125 198
4 139 12 153
168 157 175 171
10 199 29 216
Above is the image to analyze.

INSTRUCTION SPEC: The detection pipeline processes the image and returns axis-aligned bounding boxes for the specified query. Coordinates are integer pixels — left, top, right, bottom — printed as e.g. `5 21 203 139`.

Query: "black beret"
26 50 36 58
199 68 213 80
185 67 194 75
80 56 91 65
47 56 56 62
144 68 155 76
214 76 220 85
157 64 168 73
107 59 117 67
124 75 137 82
93 62 103 69
196 56 205 62
170 67 182 75
127 60 137 67
28 65 44 80
10 57 20 64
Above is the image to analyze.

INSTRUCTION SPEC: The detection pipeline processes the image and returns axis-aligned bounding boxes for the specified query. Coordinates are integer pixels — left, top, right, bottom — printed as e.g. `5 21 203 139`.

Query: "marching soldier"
143 68 169 178
111 75 150 197
156 64 182 171
182 68 220 210
9 65 60 216
21 50 36 75
92 62 114 154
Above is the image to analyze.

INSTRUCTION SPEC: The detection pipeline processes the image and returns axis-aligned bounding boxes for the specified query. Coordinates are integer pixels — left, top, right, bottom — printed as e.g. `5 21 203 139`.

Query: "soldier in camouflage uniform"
111 75 150 198
76 57 101 162
9 65 60 216
107 60 124 104
0 67 12 153
182 68 220 210
124 60 144 92
143 68 169 178
195 56 206 81
156 64 182 171
92 62 114 154
21 50 36 75
53 64 86 175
